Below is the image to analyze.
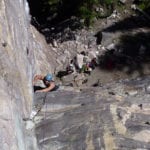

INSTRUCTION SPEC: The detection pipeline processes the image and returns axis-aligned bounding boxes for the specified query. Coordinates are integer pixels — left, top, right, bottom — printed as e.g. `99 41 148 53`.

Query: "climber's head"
45 74 52 82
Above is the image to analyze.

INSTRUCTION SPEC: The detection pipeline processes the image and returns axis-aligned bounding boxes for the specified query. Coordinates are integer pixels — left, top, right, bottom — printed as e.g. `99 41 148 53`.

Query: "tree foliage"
137 0 150 13
28 0 150 26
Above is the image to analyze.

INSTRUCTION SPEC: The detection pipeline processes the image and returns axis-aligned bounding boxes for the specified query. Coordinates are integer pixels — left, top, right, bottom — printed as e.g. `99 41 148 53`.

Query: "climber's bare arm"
32 75 44 85
36 82 55 92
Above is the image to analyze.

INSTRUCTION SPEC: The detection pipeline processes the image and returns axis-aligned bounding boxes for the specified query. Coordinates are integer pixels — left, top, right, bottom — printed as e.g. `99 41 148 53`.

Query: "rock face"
0 0 57 149
1 0 150 149
33 77 150 150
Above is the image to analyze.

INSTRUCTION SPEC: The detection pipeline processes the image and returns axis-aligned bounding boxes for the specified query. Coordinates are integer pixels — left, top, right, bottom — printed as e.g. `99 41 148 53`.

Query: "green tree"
138 0 150 13
28 0 119 26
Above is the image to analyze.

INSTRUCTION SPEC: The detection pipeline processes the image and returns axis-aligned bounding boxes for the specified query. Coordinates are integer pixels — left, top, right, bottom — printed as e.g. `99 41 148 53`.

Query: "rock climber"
33 73 57 92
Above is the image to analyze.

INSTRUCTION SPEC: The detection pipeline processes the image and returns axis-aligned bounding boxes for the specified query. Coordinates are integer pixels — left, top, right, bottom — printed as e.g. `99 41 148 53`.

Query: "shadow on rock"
33 86 45 92
98 31 150 75
31 17 82 44
56 70 69 79
102 15 150 33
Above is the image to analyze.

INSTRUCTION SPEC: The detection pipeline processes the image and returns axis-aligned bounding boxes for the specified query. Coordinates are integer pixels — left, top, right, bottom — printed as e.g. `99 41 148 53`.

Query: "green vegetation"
28 0 150 26
104 0 114 5
77 0 99 26
137 0 149 9
138 0 150 12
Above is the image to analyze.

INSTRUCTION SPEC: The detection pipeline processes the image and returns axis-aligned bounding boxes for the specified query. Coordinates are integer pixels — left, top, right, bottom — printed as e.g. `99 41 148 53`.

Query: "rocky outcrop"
0 0 57 149
33 77 150 149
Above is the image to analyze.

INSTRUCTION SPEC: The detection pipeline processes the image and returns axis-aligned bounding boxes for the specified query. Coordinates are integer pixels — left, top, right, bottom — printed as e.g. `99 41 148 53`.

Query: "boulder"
76 54 84 69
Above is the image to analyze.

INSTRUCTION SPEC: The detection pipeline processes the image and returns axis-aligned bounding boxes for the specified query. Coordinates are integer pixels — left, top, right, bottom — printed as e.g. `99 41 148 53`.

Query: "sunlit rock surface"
0 0 56 149
34 77 150 150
